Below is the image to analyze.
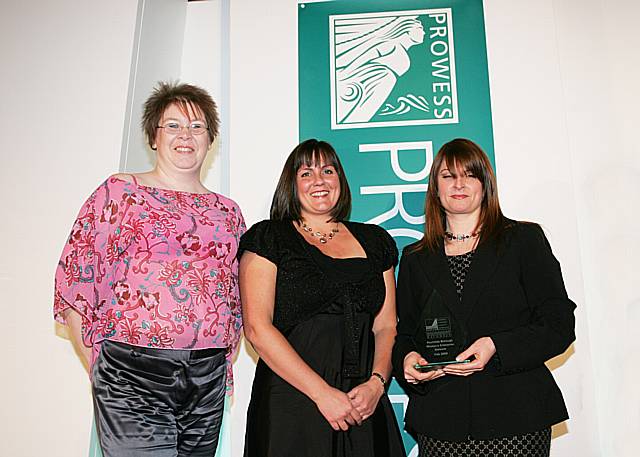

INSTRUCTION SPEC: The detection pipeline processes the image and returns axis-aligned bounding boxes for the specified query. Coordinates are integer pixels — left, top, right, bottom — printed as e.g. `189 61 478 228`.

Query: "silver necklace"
301 221 339 244
444 230 479 242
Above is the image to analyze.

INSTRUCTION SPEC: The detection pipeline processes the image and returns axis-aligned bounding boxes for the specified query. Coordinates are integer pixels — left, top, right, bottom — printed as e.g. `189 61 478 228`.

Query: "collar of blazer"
412 233 505 326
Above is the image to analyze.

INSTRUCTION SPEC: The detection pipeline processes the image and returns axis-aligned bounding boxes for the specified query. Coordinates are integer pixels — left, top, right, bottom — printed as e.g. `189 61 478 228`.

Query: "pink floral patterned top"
54 176 246 393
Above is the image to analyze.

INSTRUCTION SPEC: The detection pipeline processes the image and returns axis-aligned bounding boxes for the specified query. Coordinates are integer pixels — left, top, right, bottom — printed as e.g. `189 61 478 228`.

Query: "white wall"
484 1 601 454
0 1 138 455
2 0 638 456
550 1 640 455
180 0 227 194
121 0 226 189
0 2 225 454
485 1 640 455
227 2 299 454
120 0 187 173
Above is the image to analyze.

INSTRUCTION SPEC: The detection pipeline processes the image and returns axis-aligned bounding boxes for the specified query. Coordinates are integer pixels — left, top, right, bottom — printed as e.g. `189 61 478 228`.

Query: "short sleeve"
239 220 283 266
53 179 114 345
373 224 399 271
222 200 246 396
234 203 247 240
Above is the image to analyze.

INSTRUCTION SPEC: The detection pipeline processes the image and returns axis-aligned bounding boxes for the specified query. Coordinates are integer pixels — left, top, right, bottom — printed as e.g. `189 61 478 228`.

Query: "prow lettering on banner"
359 141 432 241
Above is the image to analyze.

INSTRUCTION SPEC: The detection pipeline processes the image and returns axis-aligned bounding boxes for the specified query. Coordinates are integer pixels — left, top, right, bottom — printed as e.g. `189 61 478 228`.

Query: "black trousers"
92 340 227 457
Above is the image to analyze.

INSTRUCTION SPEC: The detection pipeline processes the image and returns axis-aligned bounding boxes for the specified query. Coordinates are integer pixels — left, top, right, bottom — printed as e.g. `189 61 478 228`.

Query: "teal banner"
298 0 494 454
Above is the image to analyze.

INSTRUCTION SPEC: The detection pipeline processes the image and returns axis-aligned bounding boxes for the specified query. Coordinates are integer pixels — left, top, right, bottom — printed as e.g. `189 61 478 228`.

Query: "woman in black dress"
240 139 406 457
392 138 576 456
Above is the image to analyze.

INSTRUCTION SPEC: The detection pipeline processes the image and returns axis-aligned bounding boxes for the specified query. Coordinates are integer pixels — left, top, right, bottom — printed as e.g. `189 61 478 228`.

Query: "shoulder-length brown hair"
270 139 351 222
416 138 504 252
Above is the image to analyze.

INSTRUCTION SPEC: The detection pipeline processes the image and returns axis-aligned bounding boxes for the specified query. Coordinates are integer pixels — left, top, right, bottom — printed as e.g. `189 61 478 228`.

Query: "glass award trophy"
413 291 466 370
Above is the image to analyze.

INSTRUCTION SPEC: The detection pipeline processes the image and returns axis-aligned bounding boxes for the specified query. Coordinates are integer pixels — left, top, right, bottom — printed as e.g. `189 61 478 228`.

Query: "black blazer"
392 220 576 441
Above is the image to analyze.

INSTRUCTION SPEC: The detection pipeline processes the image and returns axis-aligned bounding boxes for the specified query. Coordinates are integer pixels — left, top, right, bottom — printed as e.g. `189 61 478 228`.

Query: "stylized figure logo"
329 9 458 130
335 16 426 124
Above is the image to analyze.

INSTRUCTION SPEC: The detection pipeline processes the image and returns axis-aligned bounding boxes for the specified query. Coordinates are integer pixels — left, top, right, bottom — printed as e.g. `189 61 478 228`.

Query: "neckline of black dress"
289 220 369 262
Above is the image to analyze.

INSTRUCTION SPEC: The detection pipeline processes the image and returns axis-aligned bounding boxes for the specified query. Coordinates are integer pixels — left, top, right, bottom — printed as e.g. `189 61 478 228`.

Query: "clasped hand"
315 379 384 431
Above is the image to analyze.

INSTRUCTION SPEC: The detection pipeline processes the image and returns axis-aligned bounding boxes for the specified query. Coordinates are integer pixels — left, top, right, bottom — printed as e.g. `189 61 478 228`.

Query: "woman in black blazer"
392 138 576 456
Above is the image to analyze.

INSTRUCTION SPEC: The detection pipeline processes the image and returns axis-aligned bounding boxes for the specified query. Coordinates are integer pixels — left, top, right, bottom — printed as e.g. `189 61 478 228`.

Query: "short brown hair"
141 81 219 149
270 139 351 222
417 138 504 251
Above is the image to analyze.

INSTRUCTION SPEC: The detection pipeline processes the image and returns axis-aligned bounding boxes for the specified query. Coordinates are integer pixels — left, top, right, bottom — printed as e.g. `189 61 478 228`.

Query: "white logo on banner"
329 9 458 129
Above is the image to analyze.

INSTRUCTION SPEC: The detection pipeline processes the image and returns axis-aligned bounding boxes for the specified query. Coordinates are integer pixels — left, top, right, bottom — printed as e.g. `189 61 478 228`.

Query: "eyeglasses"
156 121 208 135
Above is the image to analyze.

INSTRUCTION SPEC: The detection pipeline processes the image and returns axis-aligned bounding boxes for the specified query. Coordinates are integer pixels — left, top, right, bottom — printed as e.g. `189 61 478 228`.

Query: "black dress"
240 220 406 457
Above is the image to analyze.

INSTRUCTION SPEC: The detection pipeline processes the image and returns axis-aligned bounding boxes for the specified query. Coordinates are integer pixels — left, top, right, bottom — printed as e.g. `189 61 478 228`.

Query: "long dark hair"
416 138 504 252
270 139 351 222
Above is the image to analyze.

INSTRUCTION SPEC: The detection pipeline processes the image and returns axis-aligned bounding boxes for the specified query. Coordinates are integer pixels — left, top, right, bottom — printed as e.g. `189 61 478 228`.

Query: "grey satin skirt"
92 340 227 457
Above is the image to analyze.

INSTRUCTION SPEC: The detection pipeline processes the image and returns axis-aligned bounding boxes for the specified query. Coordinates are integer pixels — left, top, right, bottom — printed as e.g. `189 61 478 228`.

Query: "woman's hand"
403 351 445 384
315 385 362 431
347 377 384 421
443 336 496 376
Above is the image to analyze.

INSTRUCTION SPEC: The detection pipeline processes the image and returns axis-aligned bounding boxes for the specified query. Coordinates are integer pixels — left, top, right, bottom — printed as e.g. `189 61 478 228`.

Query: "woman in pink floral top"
54 82 245 456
